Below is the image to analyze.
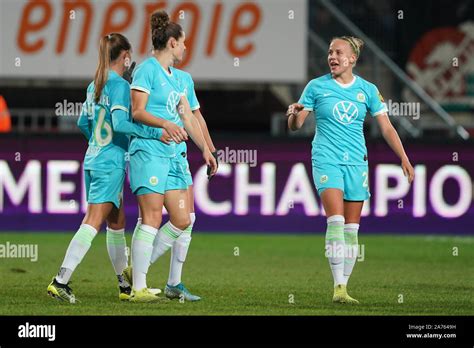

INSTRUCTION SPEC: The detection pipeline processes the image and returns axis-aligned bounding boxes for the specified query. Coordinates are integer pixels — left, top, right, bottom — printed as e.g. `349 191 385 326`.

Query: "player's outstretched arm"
178 96 217 176
131 89 188 143
376 113 414 183
286 103 310 131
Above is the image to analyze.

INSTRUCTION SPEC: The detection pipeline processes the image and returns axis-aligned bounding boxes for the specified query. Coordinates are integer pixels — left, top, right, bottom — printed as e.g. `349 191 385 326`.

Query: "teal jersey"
298 74 387 165
172 68 200 155
129 57 185 158
80 70 130 171
173 68 200 111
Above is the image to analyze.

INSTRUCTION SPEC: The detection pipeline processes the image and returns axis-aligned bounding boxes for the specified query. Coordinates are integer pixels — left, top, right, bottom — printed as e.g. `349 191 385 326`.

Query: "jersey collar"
332 75 357 88
108 69 120 80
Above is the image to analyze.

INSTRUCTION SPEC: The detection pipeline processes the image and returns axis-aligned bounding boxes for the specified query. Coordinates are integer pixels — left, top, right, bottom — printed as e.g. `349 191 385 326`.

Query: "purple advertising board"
0 136 473 235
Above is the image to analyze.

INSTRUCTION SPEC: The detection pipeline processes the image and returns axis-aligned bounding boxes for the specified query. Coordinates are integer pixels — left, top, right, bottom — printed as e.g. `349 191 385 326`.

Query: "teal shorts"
177 151 193 186
129 150 188 195
84 168 125 209
312 161 370 201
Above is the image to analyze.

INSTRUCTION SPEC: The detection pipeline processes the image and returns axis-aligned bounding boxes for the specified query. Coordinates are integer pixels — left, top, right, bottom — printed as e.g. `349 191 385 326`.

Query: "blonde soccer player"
287 36 414 304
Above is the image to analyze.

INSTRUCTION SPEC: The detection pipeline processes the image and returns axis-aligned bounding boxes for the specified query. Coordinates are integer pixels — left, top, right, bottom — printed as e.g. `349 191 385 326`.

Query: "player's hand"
286 103 304 117
159 129 173 145
123 61 136 84
401 158 414 184
203 149 218 179
206 150 219 180
164 121 188 143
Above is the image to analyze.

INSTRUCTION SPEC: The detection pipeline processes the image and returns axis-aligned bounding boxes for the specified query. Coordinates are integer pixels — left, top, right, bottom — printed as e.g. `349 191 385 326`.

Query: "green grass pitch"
0 232 473 315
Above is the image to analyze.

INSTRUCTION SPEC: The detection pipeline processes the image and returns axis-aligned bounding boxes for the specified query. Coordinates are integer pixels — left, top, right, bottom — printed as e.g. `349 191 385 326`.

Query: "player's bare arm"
178 96 217 176
287 103 310 131
376 113 414 183
193 109 217 152
131 89 188 144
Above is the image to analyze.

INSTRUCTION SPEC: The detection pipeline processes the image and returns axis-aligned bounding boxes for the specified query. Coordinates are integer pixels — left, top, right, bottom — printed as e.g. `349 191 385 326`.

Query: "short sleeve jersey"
129 57 186 157
82 70 130 171
298 73 387 165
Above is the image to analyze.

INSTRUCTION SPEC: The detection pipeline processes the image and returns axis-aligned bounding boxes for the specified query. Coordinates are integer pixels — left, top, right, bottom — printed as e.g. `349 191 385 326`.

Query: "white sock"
56 224 98 284
135 218 142 231
150 221 183 264
106 227 128 276
342 223 359 286
131 224 157 290
325 215 345 287
168 213 195 286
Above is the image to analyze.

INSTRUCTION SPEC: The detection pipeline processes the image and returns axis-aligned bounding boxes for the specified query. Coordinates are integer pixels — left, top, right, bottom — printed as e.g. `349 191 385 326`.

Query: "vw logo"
166 91 181 117
332 101 359 124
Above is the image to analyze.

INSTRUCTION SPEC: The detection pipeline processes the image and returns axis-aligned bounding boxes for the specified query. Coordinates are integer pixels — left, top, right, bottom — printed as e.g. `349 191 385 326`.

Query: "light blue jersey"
129 57 185 158
298 74 387 165
173 68 200 156
79 70 130 171
173 68 200 111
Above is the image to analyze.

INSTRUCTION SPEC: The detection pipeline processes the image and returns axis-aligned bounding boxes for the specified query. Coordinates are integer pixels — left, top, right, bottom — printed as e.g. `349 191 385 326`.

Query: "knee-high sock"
106 227 128 276
56 224 98 284
150 221 183 264
325 215 345 287
342 223 359 286
131 224 157 290
134 218 142 234
168 213 195 286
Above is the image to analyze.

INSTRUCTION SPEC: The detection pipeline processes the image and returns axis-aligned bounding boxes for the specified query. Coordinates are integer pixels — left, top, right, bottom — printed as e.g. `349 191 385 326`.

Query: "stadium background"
0 0 472 235
0 0 473 319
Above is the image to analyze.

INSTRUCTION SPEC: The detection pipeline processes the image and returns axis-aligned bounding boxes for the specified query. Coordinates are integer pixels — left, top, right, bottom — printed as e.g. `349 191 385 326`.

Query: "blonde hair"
331 36 364 66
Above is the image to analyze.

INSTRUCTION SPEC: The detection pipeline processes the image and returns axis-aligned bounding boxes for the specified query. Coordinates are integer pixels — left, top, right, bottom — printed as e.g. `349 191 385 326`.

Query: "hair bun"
151 10 170 32
150 10 183 51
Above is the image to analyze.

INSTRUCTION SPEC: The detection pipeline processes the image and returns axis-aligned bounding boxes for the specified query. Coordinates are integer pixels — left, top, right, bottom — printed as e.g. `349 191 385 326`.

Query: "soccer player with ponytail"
287 36 414 304
47 33 166 303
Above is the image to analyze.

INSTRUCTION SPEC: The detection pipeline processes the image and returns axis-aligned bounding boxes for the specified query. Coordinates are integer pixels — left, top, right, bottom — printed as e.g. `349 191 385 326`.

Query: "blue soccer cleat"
165 283 201 302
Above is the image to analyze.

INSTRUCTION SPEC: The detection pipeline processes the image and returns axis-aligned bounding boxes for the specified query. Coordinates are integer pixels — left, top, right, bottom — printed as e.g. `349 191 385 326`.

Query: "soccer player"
125 69 216 302
47 33 167 303
286 36 414 304
127 10 217 302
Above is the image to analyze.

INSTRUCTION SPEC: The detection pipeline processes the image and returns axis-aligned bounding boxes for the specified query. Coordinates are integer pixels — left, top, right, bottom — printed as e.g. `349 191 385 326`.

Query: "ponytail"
93 33 131 104
94 35 111 104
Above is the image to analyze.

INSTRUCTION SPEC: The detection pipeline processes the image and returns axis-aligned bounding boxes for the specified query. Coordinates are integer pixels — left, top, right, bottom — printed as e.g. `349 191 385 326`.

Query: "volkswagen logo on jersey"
166 91 181 118
332 101 359 124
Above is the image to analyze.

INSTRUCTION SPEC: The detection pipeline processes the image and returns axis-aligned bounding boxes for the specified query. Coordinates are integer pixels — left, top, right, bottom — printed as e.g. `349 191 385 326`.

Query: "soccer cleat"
165 283 201 302
129 288 166 303
332 284 359 304
149 288 162 295
47 277 78 304
118 285 132 301
122 266 161 295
